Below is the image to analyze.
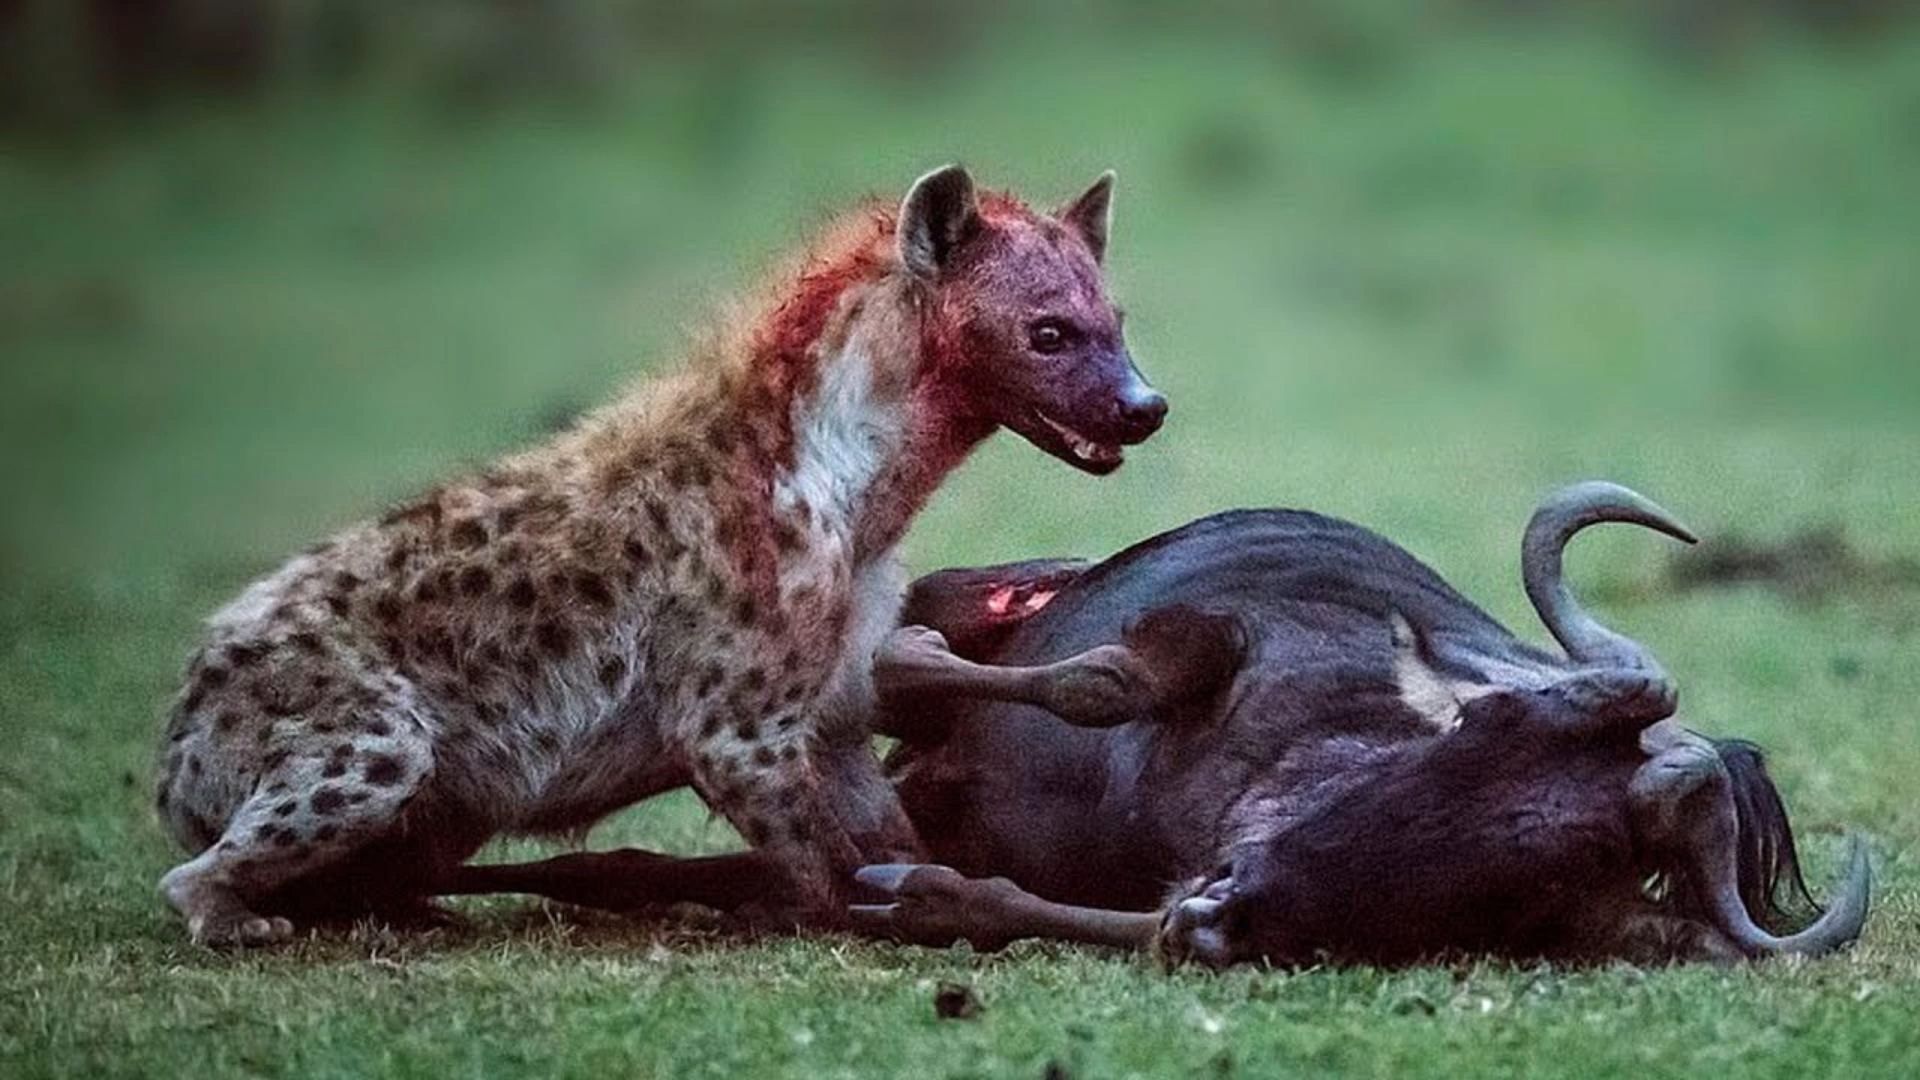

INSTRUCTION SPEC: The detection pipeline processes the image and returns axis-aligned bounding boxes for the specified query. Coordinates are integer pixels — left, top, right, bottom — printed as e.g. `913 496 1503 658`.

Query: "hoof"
193 913 296 948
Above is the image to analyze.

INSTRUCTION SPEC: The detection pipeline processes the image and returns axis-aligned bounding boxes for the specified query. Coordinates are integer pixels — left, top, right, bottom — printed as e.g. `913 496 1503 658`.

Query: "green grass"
5 20 1920 1078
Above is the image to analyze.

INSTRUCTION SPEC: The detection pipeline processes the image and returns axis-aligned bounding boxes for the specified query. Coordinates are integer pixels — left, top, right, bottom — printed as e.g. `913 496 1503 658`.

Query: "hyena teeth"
1040 413 1123 466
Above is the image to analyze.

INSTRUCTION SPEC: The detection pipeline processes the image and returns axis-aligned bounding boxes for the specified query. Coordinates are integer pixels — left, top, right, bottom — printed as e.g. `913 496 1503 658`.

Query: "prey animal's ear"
898 164 981 279
1058 170 1115 263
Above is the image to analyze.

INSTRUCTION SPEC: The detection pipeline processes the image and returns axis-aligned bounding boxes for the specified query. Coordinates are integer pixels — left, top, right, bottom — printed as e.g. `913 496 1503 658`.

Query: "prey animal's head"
898 165 1166 474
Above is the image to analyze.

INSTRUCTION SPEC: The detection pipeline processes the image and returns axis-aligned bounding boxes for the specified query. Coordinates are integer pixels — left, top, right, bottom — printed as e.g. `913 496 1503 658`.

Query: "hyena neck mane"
580 194 1027 559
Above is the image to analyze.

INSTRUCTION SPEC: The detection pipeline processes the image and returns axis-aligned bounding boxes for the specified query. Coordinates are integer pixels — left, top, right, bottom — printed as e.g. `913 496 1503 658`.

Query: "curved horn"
1631 741 1872 958
1523 481 1697 672
1703 836 1872 958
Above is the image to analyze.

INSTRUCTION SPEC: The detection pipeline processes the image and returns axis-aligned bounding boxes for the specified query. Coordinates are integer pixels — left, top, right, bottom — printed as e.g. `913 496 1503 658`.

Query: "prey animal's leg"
872 626 1138 724
441 849 796 913
849 864 1161 952
875 603 1245 729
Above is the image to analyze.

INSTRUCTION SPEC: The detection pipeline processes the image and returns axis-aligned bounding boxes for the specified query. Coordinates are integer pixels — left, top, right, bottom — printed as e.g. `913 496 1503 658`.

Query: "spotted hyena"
153 166 1167 945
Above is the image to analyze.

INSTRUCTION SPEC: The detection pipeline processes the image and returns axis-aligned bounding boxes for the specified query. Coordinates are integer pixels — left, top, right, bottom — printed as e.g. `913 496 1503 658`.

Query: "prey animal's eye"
1028 319 1073 354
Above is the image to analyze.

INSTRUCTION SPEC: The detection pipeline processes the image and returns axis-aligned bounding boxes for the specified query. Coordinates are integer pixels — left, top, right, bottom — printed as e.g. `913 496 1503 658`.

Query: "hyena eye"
1028 319 1073 354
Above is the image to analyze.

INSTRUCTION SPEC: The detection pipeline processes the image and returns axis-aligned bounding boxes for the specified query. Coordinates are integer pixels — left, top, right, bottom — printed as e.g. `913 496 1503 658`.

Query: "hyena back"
155 166 1166 945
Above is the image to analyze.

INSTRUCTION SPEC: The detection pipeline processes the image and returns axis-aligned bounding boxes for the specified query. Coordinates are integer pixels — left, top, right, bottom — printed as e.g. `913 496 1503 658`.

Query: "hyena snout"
1111 369 1168 443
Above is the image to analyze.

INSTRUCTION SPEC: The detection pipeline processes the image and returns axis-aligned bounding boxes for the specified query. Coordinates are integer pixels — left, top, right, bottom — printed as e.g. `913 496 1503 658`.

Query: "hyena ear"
1058 170 1115 264
898 164 981 279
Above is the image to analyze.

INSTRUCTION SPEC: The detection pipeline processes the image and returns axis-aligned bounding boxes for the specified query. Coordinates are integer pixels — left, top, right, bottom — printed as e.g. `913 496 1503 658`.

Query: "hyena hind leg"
159 732 438 947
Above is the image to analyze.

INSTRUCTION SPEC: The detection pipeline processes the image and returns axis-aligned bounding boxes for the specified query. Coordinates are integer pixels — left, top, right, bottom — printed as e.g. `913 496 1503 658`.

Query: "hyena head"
899 165 1166 475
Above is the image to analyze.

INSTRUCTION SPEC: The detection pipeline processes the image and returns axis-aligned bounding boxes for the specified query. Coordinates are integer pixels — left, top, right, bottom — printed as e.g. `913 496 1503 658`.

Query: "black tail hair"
1715 737 1821 934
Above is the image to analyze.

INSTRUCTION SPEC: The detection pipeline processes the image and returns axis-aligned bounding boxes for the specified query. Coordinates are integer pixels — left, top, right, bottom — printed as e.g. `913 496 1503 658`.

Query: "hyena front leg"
689 711 862 921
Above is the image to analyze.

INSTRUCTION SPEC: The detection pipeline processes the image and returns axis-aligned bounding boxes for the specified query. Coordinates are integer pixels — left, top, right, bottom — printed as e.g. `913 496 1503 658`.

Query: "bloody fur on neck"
571 190 1038 593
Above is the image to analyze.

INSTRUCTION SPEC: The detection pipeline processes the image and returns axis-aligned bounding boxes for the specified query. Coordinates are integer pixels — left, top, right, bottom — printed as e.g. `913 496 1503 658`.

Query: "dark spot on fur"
706 425 734 455
200 665 232 689
387 545 410 572
214 711 238 733
290 632 323 654
154 787 170 811
574 572 614 609
334 571 362 593
414 577 442 604
733 717 759 741
377 634 407 662
458 566 493 597
449 519 488 549
182 683 208 714
366 718 392 738
599 656 627 690
773 517 805 553
506 577 537 609
252 684 298 718
732 594 757 626
313 823 340 842
646 500 673 536
362 755 405 785
273 829 299 848
775 712 801 731
623 536 650 567
322 759 348 779
779 744 799 761
696 664 724 698
535 621 571 657
346 790 371 805
254 823 284 844
311 719 339 735
310 787 347 814
752 746 776 767
325 593 352 617
533 729 561 754
699 712 723 740
373 594 402 624
666 453 712 489
226 642 268 669
274 800 297 817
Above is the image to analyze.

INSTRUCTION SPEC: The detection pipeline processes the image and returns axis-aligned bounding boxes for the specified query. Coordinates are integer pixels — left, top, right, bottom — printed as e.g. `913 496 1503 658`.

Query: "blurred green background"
3 2 1919 1077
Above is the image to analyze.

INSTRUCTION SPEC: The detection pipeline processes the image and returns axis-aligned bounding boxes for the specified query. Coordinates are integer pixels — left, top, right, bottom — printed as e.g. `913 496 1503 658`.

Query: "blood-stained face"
898 167 1166 475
